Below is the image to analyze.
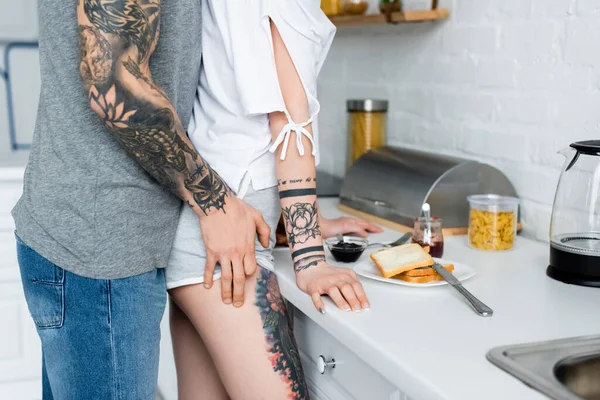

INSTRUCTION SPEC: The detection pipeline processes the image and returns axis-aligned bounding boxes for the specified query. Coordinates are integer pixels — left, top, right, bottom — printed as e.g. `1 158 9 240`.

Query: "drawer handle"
317 355 336 374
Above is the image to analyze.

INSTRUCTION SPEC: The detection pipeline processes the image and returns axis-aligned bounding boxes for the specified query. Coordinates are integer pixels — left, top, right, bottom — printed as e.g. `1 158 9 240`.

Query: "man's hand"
200 197 271 308
319 215 383 239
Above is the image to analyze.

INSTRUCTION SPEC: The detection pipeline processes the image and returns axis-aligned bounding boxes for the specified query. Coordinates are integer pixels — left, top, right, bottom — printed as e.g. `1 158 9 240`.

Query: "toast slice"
370 243 434 278
393 273 445 284
403 263 454 277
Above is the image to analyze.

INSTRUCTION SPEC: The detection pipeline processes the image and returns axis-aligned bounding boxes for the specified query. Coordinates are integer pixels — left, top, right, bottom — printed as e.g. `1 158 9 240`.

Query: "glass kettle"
548 140 600 287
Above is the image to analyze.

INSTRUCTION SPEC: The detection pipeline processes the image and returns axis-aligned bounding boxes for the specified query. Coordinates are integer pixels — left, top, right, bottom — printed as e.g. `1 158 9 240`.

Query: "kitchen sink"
487 335 600 400
555 354 600 400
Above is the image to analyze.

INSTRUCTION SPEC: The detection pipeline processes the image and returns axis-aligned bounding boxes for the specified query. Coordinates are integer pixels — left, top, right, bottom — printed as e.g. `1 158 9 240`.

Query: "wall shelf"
329 9 450 27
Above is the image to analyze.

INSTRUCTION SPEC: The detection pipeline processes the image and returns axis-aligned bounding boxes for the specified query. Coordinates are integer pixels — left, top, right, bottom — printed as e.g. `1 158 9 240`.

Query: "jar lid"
467 194 520 211
347 99 388 112
571 140 600 155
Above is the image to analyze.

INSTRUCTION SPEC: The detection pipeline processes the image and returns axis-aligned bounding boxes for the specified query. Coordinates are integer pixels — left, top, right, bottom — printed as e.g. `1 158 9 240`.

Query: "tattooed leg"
169 269 310 400
255 269 309 399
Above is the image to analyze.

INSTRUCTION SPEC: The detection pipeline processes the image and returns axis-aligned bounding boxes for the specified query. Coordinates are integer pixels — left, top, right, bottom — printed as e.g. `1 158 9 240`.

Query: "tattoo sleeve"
77 0 228 215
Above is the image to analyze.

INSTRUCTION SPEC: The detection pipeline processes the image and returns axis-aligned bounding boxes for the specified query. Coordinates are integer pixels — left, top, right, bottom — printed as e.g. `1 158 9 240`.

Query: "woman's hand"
295 263 369 313
319 215 383 239
199 196 271 308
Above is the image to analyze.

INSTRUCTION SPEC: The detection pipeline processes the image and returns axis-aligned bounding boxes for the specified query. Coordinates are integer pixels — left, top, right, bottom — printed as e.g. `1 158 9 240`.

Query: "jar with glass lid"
346 99 388 168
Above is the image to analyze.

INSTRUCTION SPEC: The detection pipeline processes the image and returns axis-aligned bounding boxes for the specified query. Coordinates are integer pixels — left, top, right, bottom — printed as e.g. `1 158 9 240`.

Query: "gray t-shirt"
12 1 202 279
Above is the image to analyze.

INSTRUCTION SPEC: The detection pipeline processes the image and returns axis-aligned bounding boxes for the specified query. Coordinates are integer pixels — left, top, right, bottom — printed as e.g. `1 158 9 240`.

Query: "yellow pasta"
348 112 386 167
468 209 516 251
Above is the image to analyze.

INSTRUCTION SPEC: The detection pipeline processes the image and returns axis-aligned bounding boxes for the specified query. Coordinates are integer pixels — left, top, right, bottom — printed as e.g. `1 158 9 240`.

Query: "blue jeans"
16 233 167 400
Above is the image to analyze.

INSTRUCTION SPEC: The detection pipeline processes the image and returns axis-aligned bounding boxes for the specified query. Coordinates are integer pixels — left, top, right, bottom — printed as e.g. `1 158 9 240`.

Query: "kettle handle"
565 151 581 172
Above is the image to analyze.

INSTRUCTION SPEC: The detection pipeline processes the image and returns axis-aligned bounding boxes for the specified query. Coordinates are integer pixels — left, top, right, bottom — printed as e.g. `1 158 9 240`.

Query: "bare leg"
169 268 309 400
170 299 230 400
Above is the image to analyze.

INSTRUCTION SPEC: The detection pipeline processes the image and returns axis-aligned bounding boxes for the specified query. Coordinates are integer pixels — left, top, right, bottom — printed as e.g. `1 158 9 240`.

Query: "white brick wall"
317 0 600 241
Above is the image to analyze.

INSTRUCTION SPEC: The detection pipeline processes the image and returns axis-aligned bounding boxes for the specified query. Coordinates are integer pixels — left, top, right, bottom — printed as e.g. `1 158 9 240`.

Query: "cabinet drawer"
293 310 402 400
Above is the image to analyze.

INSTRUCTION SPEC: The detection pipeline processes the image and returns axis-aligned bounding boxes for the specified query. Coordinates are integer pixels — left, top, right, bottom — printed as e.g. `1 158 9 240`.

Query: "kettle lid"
571 140 600 155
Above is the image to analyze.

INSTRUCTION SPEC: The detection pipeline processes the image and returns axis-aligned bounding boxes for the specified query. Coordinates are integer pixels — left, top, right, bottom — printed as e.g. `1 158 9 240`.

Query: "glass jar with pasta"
467 195 520 251
346 99 388 169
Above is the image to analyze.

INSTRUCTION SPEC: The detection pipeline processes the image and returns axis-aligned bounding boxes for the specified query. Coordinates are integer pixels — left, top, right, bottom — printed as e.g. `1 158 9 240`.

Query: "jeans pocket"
16 233 65 329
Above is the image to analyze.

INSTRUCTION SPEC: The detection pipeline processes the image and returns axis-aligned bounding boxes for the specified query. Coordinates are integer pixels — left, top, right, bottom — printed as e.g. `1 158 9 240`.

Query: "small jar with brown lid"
347 99 388 168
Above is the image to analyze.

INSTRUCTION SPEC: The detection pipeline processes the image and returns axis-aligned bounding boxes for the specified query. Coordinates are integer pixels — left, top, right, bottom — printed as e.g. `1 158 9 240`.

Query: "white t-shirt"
187 0 336 196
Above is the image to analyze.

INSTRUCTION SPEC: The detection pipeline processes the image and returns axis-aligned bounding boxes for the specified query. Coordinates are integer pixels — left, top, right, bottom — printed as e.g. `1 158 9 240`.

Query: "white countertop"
274 198 600 400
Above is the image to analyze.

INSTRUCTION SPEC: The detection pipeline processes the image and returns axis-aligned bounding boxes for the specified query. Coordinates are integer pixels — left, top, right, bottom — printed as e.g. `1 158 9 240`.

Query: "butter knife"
432 262 493 317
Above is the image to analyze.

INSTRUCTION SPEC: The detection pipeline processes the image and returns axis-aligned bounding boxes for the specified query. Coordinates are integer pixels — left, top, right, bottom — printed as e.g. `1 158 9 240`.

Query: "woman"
167 1 382 399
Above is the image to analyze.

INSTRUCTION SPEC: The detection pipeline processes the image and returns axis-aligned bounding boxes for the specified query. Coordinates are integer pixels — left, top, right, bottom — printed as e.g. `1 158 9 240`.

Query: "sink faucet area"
487 336 600 400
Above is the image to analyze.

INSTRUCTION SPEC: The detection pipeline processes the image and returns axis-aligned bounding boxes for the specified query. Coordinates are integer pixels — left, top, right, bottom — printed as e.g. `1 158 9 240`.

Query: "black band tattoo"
281 201 321 247
255 269 309 399
294 254 325 274
279 188 317 199
78 0 229 215
291 246 324 259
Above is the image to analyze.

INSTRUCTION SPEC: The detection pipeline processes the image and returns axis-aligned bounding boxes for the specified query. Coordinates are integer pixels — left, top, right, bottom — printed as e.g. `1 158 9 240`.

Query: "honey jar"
321 0 343 16
347 99 388 168
412 216 444 258
467 195 520 251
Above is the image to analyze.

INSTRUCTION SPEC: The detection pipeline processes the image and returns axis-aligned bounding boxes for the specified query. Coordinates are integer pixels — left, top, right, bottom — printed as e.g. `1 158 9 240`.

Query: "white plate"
353 258 476 287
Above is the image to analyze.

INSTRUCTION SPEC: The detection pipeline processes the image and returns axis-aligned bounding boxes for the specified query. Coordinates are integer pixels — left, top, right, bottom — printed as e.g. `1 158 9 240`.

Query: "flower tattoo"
281 201 320 247
89 85 136 129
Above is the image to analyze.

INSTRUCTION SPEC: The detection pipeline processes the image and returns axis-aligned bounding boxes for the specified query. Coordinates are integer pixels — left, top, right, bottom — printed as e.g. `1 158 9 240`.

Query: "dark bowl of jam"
325 236 368 263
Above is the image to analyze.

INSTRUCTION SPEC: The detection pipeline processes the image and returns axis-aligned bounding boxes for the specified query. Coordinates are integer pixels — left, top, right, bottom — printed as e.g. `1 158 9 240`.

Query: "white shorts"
166 184 281 290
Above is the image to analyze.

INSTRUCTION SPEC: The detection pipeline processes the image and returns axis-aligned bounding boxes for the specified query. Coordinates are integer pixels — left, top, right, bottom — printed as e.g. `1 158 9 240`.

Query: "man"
13 1 269 398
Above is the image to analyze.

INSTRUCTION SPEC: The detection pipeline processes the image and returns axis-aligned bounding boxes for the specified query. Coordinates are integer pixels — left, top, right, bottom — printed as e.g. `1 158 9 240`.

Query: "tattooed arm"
77 0 228 213
269 22 369 313
77 0 270 306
